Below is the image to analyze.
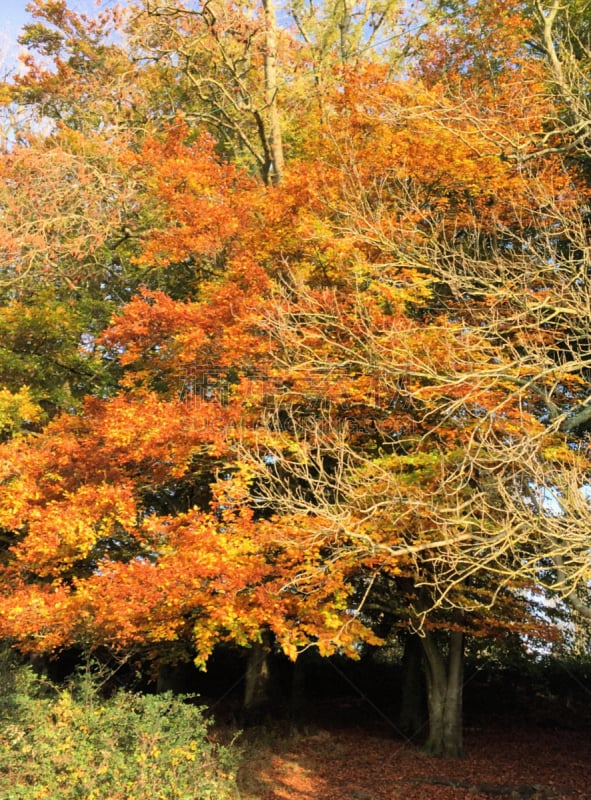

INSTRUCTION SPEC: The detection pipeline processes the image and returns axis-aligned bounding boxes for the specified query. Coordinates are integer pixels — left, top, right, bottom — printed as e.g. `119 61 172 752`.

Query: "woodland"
0 0 591 793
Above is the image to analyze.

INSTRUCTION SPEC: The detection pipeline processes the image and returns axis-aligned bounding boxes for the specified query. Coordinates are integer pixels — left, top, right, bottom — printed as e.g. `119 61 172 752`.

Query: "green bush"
0 660 239 800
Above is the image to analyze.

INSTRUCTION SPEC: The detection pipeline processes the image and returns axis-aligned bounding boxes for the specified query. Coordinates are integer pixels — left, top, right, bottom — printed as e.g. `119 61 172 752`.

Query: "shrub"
0 660 239 800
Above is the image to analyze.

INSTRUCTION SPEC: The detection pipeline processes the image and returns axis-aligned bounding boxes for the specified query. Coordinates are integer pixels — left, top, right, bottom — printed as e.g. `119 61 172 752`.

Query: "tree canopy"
0 0 590 756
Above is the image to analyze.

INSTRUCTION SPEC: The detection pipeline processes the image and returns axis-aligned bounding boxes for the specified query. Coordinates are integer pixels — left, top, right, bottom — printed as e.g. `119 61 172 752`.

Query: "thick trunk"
262 0 285 185
421 629 464 757
554 556 591 620
339 0 353 62
244 629 274 724
289 654 307 725
398 632 425 740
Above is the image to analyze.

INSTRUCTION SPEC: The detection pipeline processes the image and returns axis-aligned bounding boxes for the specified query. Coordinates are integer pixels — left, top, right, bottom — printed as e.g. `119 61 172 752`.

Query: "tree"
0 120 377 672
0 2 169 420
230 55 581 754
125 0 289 184
530 0 591 166
0 0 588 760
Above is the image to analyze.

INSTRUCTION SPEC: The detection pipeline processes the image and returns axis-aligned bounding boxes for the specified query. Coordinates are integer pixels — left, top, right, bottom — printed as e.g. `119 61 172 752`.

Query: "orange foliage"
135 122 260 267
0 6 582 670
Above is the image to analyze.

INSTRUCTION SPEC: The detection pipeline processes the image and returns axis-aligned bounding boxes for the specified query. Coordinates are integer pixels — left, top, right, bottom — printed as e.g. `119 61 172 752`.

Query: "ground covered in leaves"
237 721 590 800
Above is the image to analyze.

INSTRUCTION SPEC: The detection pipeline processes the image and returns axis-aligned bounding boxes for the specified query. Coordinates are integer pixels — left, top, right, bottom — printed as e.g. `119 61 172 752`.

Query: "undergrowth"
0 655 240 800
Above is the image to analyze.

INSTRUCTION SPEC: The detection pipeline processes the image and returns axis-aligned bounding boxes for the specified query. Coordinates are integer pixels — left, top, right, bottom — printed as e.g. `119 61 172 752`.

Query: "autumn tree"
0 0 589 761
395 0 591 623
121 0 288 184
0 110 381 708
0 2 157 421
231 46 587 754
529 0 591 166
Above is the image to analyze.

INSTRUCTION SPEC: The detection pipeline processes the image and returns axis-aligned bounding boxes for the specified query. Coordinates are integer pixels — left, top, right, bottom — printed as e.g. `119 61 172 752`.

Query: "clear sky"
2 0 35 43
0 0 105 68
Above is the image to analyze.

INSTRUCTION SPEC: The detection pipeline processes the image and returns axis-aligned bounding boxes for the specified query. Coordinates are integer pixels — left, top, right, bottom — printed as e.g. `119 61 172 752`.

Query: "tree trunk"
244 629 274 725
421 628 464 757
262 0 285 185
339 0 353 62
398 631 425 740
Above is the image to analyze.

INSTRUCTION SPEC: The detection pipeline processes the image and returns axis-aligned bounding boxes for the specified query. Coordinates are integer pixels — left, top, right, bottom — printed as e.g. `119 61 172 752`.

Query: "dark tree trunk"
288 654 308 726
244 629 274 725
398 631 425 740
421 628 464 757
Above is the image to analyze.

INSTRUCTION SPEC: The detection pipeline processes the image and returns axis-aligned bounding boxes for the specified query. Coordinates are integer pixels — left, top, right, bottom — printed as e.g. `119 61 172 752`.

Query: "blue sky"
2 0 35 43
2 0 117 33
1 0 103 67
1 0 35 70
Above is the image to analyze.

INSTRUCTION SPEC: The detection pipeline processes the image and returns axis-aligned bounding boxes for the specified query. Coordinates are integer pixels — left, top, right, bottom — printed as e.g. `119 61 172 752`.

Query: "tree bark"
262 0 285 185
339 0 353 62
288 653 308 728
398 631 425 740
244 629 274 724
554 555 591 620
421 628 464 757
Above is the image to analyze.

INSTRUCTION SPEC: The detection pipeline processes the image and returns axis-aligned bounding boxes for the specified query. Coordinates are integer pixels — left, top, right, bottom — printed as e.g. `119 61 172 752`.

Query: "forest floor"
235 717 590 800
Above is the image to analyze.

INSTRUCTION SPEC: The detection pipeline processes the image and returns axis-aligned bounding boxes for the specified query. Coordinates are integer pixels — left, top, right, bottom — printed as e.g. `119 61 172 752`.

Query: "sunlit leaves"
0 387 42 438
134 123 260 270
0 0 589 672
